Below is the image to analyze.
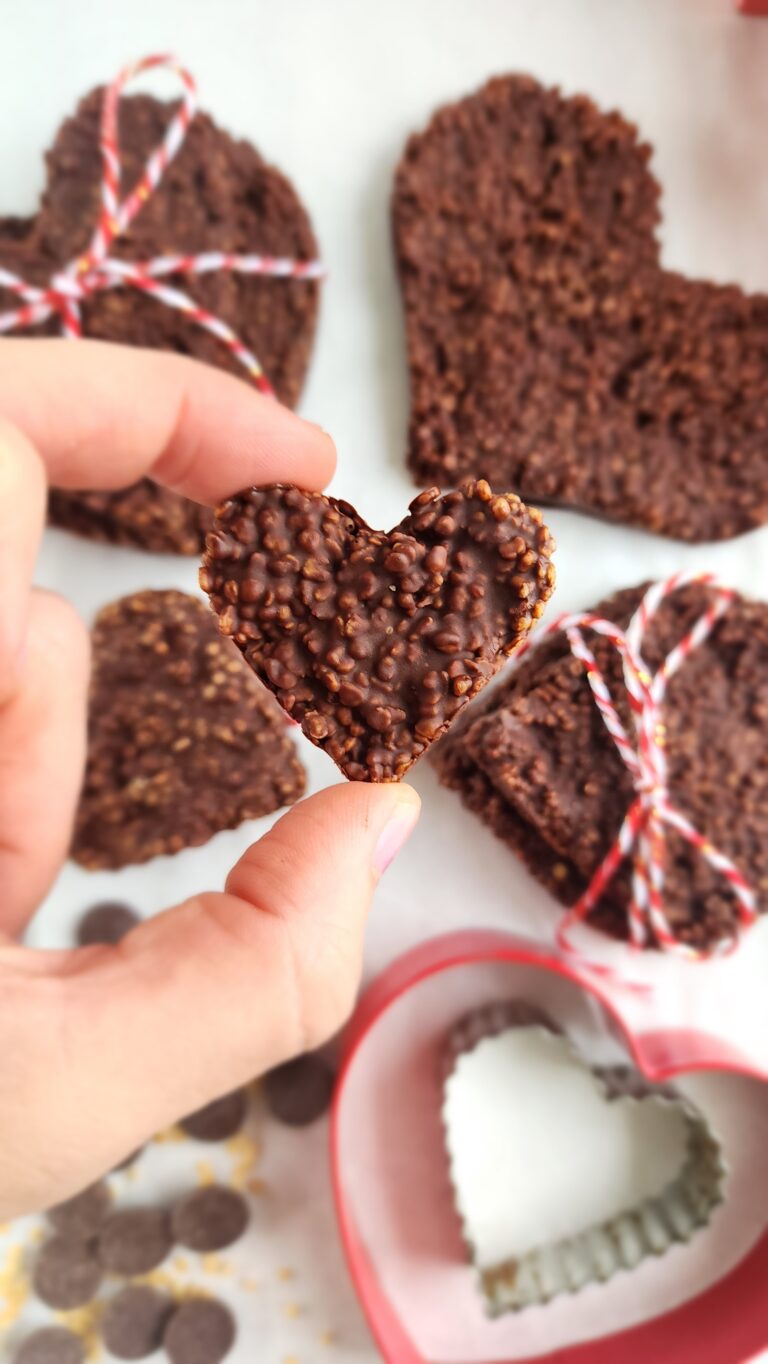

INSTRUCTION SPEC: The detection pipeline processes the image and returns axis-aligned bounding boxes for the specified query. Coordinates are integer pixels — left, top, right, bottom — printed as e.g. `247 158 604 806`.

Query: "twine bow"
0 54 323 394
514 572 757 961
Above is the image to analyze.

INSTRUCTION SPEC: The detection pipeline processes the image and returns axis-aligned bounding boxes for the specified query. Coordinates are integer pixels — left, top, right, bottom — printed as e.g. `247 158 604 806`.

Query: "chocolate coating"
394 74 768 542
201 480 555 781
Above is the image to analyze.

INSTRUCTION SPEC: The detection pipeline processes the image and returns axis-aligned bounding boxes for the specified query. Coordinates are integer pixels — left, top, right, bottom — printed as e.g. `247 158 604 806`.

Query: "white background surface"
2 0 768 1360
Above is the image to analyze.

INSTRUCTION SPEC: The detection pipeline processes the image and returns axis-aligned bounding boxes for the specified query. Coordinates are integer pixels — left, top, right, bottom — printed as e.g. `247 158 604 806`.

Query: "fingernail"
373 797 420 877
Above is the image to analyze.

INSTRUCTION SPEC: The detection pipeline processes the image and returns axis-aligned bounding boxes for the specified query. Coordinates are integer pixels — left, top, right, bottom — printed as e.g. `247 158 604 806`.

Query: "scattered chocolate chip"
76 902 139 946
102 1285 175 1360
180 1089 248 1143
393 73 768 542
201 481 555 781
71 591 306 870
47 1179 112 1240
164 1299 236 1364
32 1235 102 1310
13 1327 85 1364
98 1208 173 1276
264 1053 335 1126
435 581 768 951
171 1186 249 1253
0 86 319 556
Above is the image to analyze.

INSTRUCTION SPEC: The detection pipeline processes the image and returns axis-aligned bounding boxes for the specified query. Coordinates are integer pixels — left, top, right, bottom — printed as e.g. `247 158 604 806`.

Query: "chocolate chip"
98 1208 173 1275
33 1236 102 1310
164 1299 236 1364
71 591 305 870
76 902 139 946
180 1090 248 1142
13 1328 85 1364
201 482 555 781
171 1186 249 1253
102 1285 175 1360
47 1180 112 1240
264 1054 335 1126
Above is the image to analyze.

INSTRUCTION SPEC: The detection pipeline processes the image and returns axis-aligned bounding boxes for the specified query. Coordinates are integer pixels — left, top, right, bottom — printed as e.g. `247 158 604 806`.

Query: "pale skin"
0 338 421 1219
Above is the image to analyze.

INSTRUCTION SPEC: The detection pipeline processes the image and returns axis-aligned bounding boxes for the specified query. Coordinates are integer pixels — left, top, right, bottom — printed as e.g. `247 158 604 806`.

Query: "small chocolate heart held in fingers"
201 480 555 781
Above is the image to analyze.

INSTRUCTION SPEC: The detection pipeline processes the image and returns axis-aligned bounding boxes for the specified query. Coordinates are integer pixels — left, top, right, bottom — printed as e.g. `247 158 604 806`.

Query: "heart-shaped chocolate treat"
394 75 768 542
0 87 319 553
200 480 555 781
436 580 768 952
443 1004 724 1316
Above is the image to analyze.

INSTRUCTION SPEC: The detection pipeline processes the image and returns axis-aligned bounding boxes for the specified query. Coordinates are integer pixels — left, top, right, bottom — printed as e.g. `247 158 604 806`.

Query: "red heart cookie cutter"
331 932 768 1364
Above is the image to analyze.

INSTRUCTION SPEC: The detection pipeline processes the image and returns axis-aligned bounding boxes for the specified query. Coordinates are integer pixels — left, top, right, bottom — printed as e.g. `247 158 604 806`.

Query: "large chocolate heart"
0 87 320 553
200 480 555 781
72 590 306 869
393 74 768 542
435 580 768 952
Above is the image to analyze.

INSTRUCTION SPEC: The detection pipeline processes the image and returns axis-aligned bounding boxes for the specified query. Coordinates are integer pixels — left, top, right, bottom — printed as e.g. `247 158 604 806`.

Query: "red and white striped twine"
0 54 323 394
514 571 757 963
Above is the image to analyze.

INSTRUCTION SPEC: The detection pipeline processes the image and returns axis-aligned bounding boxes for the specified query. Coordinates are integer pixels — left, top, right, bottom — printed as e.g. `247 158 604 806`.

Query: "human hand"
0 338 420 1218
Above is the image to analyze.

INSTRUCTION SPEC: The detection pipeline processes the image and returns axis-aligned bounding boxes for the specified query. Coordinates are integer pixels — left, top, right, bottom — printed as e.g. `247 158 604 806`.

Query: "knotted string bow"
513 572 757 962
0 53 323 394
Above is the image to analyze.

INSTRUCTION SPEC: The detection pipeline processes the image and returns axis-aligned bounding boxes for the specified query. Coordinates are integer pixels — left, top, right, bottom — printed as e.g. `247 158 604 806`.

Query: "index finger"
0 337 336 501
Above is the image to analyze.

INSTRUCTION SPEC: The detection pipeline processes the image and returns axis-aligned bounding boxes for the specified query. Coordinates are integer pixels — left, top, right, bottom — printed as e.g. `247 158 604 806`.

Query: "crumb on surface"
225 1131 262 1190
200 1254 232 1277
55 1301 105 1359
0 1244 28 1328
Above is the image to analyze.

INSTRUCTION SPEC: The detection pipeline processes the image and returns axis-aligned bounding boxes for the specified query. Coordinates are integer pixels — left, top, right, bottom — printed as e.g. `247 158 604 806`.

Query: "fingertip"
371 783 421 878
302 420 337 488
0 341 337 503
391 782 421 813
144 350 337 501
233 395 337 496
27 590 91 677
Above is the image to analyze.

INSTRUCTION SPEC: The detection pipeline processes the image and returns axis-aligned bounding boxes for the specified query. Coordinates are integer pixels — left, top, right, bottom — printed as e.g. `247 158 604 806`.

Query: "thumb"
0 782 419 1215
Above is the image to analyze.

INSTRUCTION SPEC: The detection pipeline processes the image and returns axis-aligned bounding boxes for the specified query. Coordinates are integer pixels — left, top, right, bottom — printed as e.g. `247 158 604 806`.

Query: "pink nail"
373 805 420 877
